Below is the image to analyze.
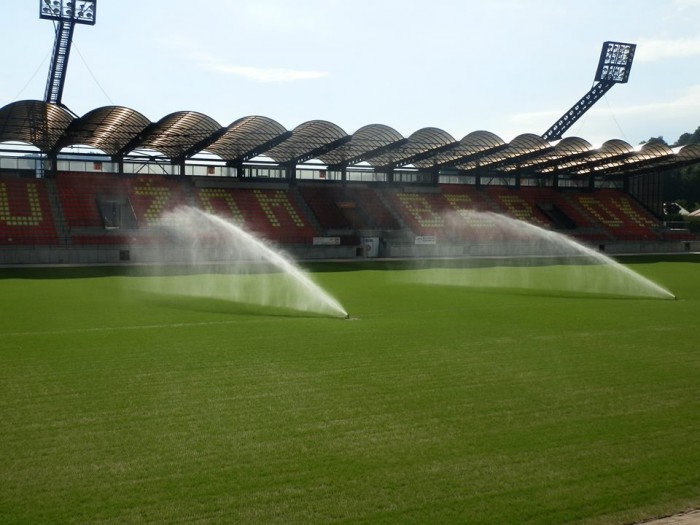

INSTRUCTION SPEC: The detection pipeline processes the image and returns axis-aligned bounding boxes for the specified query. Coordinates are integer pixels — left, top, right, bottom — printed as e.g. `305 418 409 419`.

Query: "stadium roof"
1 100 699 177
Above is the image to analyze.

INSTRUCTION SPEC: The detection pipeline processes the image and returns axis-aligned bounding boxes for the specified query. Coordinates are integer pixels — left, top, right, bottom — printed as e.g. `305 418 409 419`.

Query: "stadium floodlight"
40 0 97 105
542 40 636 142
594 41 636 84
40 0 96 25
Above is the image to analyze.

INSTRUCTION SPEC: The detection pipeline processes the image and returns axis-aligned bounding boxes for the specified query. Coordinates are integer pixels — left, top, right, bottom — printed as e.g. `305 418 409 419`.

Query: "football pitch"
1 255 699 524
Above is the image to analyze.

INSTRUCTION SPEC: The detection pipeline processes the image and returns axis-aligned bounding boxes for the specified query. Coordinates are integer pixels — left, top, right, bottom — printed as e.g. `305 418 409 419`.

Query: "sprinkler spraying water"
414 210 675 300
142 206 348 318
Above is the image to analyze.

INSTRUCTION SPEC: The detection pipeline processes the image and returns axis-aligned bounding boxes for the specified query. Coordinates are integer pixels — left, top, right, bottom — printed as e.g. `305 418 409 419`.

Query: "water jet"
140 206 348 318
413 210 675 300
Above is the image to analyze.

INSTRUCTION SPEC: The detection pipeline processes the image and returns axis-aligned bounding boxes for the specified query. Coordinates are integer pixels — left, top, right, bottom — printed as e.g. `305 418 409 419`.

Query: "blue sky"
1 0 699 146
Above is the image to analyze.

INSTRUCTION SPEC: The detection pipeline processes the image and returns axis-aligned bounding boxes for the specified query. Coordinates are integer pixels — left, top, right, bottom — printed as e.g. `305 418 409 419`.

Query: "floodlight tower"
542 41 636 142
40 0 96 106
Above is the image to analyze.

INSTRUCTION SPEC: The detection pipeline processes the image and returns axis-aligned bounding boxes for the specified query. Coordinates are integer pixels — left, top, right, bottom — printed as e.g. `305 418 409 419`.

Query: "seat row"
0 173 677 246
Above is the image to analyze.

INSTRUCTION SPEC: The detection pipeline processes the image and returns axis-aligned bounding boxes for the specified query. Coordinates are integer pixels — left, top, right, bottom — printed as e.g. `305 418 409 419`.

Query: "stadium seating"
124 175 194 227
387 190 448 237
572 190 659 240
298 186 401 231
349 187 401 230
2 170 684 251
389 186 557 241
482 186 551 227
298 186 352 229
440 185 519 241
196 187 248 225
0 177 58 245
194 187 318 243
56 172 129 229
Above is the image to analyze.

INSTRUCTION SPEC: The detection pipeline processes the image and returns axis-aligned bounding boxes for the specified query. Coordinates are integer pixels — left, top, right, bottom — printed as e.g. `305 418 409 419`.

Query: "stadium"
1 2 700 524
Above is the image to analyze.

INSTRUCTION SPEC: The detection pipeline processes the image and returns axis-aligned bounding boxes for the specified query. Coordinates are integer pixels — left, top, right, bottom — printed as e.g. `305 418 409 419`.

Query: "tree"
673 126 700 147
640 136 668 146
661 127 700 211
636 128 699 212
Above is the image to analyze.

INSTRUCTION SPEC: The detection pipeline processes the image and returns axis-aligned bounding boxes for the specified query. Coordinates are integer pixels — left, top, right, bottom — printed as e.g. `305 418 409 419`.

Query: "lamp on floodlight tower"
542 41 636 142
40 0 97 106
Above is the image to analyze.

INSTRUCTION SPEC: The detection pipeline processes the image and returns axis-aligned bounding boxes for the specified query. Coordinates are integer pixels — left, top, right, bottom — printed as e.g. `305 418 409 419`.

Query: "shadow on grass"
431 283 673 301
1 254 696 280
138 291 345 319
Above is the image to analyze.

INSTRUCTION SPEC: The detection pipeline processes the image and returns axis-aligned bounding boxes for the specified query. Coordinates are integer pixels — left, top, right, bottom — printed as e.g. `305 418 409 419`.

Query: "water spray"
415 210 675 300
143 206 348 318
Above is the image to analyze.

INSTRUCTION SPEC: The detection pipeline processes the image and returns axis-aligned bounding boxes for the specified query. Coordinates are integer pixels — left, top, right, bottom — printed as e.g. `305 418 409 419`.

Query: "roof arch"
0 100 74 151
370 127 457 168
59 106 151 156
0 100 699 177
206 115 290 163
677 143 700 161
461 130 506 150
265 120 350 164
318 123 406 168
638 141 674 157
508 133 552 153
430 130 507 169
560 138 635 176
553 136 593 155
458 133 552 171
137 110 222 159
597 138 635 157
634 143 700 174
611 141 676 175
525 136 593 174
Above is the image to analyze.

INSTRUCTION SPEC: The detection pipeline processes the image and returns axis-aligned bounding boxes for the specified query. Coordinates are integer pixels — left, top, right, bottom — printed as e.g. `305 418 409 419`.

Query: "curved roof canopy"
318 124 406 168
265 120 349 164
60 106 151 155
370 127 456 169
0 100 698 176
0 100 74 150
430 130 507 169
139 111 222 159
206 115 289 164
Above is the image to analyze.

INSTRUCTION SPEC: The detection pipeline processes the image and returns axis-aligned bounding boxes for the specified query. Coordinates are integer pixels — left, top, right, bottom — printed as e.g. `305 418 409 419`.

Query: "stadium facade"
1 99 699 265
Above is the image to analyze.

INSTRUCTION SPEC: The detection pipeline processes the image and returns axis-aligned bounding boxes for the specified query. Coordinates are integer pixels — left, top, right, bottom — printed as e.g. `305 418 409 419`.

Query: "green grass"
1 256 699 524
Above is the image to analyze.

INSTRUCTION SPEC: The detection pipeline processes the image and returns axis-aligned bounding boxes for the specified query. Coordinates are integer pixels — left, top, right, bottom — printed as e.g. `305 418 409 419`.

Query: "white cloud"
206 64 328 83
188 50 329 83
635 36 700 62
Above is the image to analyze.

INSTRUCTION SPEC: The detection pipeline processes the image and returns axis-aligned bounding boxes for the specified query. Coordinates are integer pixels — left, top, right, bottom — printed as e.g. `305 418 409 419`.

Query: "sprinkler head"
345 313 350 319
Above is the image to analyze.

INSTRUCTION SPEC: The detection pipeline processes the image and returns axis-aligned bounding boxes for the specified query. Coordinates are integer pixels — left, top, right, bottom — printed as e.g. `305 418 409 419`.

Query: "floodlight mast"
40 0 96 106
542 41 636 142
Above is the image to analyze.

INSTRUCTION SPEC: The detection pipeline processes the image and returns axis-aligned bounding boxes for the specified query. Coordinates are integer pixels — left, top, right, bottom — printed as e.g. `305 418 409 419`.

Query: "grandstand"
0 100 699 264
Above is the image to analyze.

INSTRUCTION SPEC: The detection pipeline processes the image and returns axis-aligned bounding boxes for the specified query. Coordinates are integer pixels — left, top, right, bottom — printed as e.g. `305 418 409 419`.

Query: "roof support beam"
456 147 555 174
181 127 229 160
377 141 462 171
325 138 408 171
116 123 158 159
550 152 635 177
227 131 293 166
436 143 510 169
291 135 352 165
487 147 556 172
526 150 593 174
